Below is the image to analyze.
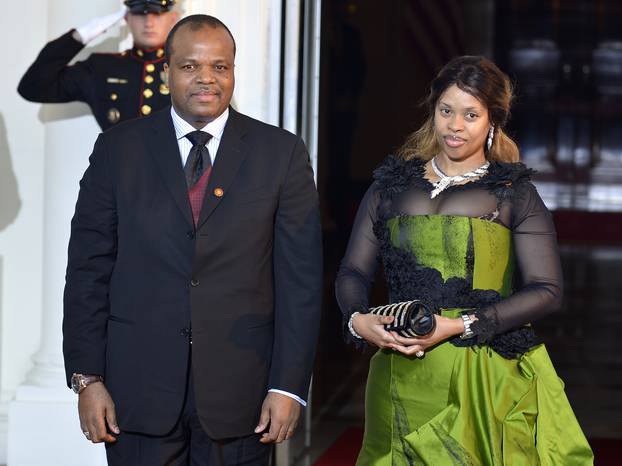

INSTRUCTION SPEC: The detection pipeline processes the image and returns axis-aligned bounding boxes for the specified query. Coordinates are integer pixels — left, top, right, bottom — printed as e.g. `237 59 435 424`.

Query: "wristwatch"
71 373 104 394
460 314 475 340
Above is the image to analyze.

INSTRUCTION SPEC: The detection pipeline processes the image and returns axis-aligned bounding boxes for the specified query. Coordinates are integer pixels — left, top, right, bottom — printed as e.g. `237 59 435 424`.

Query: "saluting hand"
74 8 127 45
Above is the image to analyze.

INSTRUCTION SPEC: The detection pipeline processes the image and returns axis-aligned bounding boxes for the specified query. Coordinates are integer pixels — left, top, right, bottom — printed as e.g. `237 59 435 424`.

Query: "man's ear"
163 63 169 85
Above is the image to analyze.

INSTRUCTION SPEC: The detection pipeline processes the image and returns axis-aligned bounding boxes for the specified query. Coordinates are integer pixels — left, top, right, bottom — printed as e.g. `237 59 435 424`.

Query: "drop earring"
486 126 495 151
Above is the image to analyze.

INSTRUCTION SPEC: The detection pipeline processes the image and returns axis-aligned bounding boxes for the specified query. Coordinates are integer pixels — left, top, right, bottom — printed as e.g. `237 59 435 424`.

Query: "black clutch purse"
369 300 436 337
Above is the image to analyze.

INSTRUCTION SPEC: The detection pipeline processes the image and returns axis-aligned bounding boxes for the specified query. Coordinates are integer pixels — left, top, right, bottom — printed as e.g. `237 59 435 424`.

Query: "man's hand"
78 382 120 443
254 392 301 444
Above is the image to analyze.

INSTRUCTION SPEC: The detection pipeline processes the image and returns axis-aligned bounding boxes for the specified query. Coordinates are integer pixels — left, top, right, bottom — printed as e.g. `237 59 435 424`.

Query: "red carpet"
313 427 362 466
313 427 618 465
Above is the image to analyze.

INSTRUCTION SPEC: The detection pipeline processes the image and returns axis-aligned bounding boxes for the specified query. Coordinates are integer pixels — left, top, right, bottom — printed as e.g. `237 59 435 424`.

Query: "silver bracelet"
460 313 475 340
348 312 363 339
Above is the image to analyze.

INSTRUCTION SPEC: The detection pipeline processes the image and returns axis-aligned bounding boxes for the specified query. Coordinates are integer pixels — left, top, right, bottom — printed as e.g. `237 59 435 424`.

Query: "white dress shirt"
170 106 228 166
169 107 306 407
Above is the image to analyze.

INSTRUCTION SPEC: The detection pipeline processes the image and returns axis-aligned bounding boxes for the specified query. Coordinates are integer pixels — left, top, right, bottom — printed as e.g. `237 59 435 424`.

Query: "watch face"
71 374 84 394
71 375 80 393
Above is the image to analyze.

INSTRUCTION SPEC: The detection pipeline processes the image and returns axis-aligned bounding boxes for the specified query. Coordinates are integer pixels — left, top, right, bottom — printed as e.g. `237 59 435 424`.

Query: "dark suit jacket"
62 107 323 439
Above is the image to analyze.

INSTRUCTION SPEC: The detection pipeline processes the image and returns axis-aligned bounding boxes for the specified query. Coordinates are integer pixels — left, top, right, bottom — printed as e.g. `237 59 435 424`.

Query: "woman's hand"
389 315 465 356
351 313 399 348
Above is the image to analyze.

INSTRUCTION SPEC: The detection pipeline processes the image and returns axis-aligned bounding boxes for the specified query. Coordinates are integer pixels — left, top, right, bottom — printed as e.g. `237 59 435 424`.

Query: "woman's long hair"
396 56 519 163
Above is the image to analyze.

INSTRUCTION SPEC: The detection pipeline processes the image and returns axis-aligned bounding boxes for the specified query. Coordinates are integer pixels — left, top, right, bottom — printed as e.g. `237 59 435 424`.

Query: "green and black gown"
336 156 593 465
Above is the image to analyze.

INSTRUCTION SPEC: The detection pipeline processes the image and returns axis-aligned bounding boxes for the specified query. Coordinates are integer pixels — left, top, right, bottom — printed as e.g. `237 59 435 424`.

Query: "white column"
185 0 282 125
7 1 121 464
0 0 49 462
282 0 302 135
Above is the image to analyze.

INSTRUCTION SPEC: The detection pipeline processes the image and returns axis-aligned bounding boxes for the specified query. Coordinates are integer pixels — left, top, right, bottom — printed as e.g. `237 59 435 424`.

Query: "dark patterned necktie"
184 130 213 188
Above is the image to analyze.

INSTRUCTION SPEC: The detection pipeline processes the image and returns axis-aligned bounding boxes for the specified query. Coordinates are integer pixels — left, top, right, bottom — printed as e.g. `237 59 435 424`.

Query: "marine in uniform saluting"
18 0 179 131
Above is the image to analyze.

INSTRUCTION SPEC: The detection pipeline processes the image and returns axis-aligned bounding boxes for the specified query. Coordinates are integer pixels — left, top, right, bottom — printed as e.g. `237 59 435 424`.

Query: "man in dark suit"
18 0 179 130
62 14 322 465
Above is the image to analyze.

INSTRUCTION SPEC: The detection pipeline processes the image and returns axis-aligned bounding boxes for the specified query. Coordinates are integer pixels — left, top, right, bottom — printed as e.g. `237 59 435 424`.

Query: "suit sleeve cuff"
268 389 307 407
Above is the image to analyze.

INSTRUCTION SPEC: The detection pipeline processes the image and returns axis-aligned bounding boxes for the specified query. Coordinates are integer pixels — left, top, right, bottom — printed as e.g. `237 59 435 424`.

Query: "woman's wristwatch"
460 314 475 340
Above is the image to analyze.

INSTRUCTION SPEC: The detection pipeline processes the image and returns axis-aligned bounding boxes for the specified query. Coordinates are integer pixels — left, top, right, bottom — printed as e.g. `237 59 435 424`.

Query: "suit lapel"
145 108 194 228
196 108 250 230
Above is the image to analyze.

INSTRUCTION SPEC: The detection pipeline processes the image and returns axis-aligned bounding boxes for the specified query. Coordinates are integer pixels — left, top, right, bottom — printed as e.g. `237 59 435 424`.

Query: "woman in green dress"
335 56 593 465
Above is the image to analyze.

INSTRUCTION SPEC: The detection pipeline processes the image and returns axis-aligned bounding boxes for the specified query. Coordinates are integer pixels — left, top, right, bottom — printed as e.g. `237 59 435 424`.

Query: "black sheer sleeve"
335 183 381 344
471 182 563 341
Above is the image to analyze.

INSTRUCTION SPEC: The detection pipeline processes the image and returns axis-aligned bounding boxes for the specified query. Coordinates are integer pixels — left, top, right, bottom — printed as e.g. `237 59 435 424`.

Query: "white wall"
0 0 284 463
186 0 283 125
0 0 50 461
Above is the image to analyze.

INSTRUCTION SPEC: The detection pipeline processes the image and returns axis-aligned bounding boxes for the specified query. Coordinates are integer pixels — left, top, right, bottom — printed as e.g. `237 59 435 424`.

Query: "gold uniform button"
144 75 154 84
107 108 120 124
214 188 224 198
137 49 144 57
160 84 170 95
145 63 155 73
156 48 164 58
110 93 118 101
143 89 154 99
141 105 152 115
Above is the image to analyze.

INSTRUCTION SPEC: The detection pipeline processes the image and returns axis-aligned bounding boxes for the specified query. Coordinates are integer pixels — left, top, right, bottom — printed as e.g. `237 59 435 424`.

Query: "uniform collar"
131 45 165 62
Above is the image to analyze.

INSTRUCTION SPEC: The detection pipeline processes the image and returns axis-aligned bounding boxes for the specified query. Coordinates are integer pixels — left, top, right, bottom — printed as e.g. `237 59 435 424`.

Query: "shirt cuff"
268 389 307 407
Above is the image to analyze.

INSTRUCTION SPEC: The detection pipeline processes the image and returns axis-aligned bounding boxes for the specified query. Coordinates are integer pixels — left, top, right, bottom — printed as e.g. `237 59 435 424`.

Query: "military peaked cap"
124 0 175 14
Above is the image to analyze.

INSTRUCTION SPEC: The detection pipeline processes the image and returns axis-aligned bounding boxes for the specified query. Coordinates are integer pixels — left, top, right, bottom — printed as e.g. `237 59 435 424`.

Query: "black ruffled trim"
450 326 539 359
490 327 540 359
373 214 501 309
449 310 539 359
372 155 427 197
372 155 535 205
481 161 535 202
470 310 499 343
376 239 538 358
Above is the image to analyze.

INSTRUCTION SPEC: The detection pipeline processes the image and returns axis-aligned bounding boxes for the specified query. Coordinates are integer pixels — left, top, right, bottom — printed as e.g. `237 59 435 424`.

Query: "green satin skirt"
357 312 594 466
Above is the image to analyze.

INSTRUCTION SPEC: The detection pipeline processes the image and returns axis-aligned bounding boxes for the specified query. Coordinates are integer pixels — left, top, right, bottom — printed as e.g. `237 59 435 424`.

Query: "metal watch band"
71 373 104 394
460 314 475 340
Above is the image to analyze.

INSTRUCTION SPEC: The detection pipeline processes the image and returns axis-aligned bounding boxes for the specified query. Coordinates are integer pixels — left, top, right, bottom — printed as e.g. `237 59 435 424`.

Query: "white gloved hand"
75 7 126 44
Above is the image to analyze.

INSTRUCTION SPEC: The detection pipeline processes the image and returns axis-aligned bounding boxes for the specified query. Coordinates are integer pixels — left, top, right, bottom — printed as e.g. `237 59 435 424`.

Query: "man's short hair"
165 14 237 62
